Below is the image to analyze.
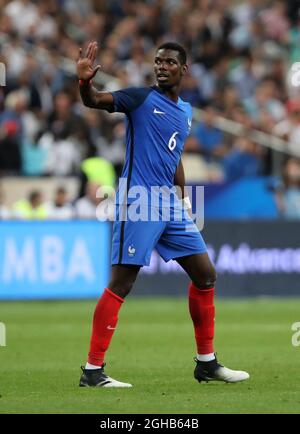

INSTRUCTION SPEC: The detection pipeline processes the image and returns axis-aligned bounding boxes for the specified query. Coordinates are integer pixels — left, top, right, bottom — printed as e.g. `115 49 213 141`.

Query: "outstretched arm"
77 41 114 111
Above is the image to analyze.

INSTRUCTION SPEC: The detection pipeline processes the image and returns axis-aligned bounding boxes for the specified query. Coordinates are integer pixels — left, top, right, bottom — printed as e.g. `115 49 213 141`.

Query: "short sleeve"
110 87 151 113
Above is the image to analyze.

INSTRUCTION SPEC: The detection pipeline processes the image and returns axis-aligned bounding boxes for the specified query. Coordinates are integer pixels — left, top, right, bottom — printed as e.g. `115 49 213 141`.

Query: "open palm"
77 41 101 81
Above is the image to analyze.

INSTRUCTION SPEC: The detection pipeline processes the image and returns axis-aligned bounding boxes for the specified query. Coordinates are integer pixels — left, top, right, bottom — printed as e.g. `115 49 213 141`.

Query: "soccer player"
77 41 250 387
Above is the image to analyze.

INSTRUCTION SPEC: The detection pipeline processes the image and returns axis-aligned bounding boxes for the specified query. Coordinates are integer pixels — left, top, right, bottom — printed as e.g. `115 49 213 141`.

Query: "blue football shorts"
111 205 207 266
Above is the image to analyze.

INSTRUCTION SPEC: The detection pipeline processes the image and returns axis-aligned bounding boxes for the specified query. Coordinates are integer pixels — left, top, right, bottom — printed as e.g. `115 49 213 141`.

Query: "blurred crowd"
1 0 300 218
0 183 114 220
1 155 300 220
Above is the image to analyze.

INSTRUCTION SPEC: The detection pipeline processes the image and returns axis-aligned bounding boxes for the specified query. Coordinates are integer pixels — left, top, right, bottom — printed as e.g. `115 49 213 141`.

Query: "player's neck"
156 84 180 103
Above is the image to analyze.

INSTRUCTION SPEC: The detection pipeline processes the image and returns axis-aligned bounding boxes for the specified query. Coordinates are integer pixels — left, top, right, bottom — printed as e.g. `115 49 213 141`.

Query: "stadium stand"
0 0 300 219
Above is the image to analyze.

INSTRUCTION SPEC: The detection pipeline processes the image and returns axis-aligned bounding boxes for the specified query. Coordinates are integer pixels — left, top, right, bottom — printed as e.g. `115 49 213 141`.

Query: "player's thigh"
112 214 165 266
156 217 207 263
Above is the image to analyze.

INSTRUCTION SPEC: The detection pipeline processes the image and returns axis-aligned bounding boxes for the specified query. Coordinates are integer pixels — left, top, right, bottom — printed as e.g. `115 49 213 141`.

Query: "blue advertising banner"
0 221 110 299
1 220 299 299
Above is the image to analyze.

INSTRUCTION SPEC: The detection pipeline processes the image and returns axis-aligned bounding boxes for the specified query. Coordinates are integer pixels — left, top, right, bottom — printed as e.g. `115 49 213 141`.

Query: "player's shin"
188 283 215 360
87 288 124 367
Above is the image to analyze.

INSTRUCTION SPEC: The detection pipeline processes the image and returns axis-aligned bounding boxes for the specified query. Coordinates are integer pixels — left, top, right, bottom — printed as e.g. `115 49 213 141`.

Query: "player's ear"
181 64 188 76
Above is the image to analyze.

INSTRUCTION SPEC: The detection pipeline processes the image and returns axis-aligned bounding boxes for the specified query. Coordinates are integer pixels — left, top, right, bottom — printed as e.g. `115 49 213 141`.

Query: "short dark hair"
56 186 66 195
157 42 187 65
29 190 41 202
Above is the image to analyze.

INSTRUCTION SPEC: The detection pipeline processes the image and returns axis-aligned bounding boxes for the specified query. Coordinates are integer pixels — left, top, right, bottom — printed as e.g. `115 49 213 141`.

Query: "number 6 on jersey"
168 131 179 151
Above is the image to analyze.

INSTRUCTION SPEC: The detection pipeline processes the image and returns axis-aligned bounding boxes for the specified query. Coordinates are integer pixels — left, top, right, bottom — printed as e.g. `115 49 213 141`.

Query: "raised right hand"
77 41 101 81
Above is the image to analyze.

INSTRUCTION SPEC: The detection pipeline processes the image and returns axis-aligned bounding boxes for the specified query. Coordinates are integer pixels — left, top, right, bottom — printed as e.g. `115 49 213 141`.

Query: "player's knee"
193 269 217 290
108 278 135 299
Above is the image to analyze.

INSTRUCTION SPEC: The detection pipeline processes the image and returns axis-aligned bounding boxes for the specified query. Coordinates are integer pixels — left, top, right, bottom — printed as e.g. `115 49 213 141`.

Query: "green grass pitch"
0 297 300 414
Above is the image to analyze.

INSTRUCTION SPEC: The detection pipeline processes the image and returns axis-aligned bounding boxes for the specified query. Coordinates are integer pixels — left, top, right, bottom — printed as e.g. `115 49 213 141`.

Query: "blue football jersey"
110 85 192 206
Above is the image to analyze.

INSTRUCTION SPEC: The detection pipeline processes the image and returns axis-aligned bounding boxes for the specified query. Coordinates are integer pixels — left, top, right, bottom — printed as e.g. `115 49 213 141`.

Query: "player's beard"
157 81 174 90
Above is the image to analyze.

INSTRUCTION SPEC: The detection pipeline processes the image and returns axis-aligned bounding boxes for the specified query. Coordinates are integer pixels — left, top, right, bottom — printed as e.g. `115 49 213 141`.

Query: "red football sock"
88 288 124 366
188 283 215 355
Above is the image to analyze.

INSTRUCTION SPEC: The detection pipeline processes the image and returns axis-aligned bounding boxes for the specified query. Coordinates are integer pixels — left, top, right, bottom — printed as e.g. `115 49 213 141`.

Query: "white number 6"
168 131 178 151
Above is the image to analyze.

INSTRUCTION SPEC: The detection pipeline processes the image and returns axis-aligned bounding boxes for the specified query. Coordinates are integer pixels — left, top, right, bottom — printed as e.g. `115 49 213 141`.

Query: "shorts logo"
128 245 136 256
